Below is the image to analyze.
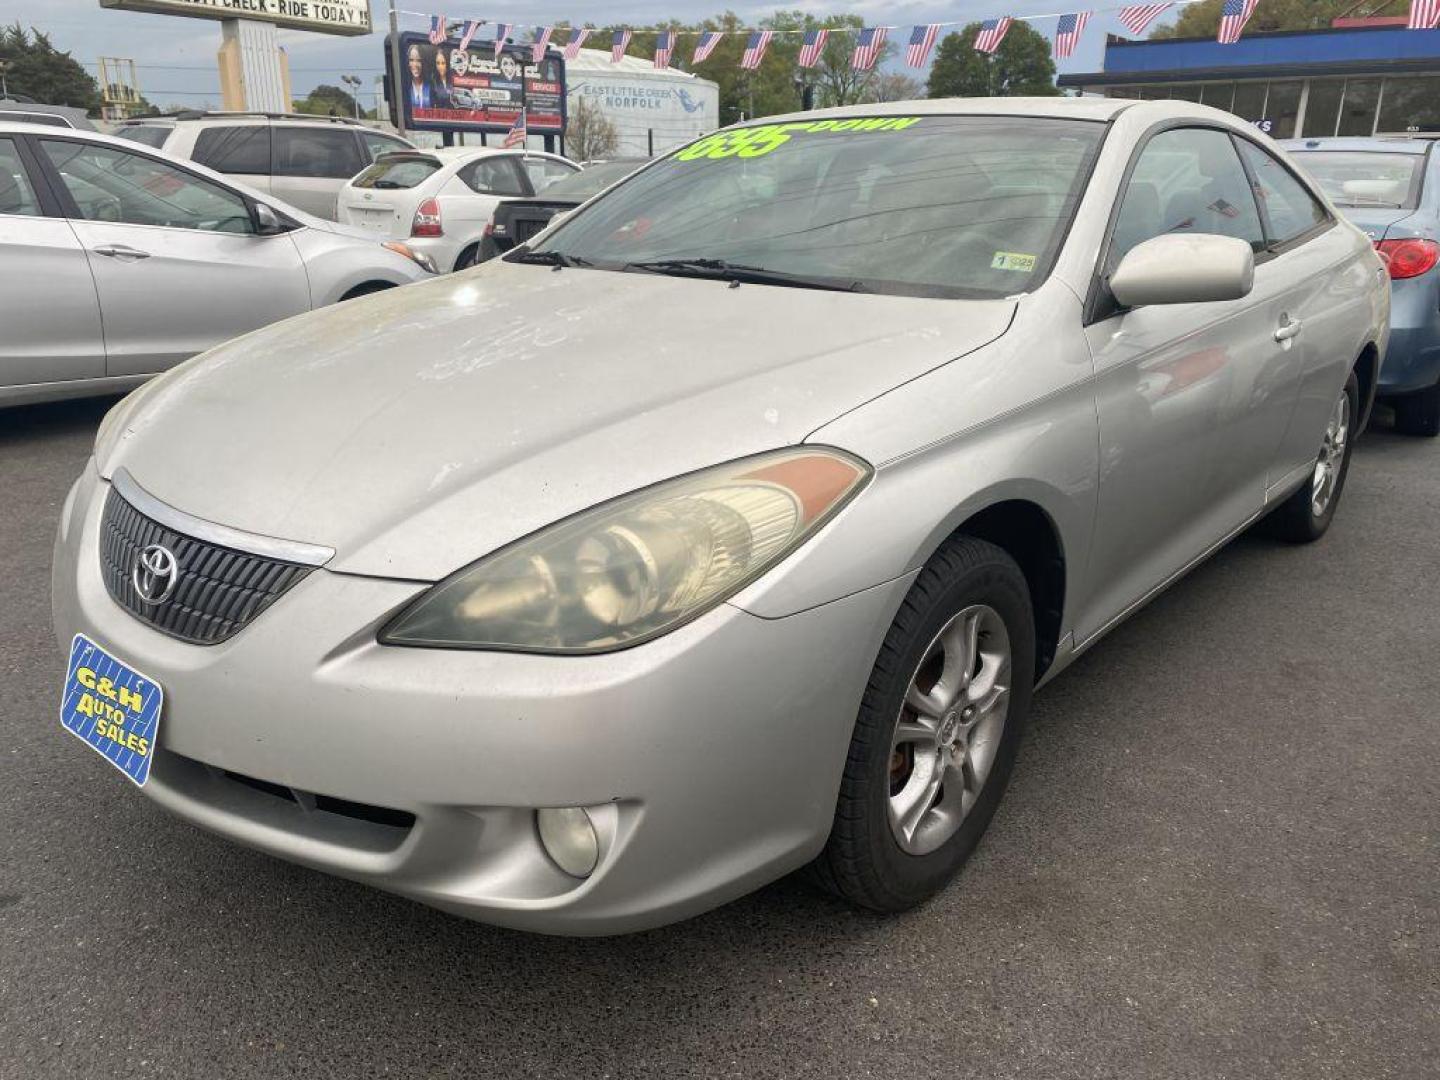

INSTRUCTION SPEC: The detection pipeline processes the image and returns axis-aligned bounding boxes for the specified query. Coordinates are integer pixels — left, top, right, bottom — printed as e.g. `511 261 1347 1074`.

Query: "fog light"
536 807 599 878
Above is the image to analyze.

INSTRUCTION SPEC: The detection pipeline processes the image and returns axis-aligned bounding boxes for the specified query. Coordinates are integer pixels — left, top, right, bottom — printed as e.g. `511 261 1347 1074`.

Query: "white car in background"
1 123 435 408
337 146 579 272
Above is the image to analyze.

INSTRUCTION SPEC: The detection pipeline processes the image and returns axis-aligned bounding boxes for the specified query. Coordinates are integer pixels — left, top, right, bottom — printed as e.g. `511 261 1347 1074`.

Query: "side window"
0 138 42 216
462 157 527 196
192 125 271 175
271 128 364 180
360 130 410 164
1237 141 1329 247
522 158 578 193
115 125 174 149
40 140 255 234
1108 127 1266 272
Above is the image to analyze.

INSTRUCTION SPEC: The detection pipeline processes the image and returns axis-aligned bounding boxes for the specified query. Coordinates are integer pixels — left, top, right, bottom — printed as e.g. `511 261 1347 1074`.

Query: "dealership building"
1059 18 1440 139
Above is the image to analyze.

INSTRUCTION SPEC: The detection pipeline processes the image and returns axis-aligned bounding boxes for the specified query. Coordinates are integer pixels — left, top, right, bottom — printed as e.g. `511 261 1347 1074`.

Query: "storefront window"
1201 82 1235 110
1231 82 1269 128
1338 78 1382 136
1265 81 1303 139
1377 76 1440 133
1302 79 1344 137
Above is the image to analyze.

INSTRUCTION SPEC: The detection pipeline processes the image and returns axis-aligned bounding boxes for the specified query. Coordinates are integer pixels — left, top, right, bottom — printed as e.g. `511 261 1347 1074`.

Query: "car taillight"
1375 237 1439 280
411 197 442 237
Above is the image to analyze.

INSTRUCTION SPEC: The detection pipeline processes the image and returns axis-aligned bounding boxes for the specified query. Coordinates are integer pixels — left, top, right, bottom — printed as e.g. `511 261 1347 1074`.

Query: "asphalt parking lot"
2 396 1437 1080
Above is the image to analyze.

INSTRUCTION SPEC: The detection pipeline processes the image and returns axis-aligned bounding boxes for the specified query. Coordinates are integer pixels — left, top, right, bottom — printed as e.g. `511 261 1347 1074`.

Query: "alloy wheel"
887 604 1011 856
1311 389 1350 517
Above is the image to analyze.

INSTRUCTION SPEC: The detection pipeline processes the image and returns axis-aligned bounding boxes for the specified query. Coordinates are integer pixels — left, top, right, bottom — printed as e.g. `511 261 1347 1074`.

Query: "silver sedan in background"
51 98 1388 934
0 123 435 407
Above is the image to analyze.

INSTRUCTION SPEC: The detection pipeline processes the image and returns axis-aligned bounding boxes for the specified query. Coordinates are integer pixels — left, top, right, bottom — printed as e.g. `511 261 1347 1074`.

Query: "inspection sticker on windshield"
991 252 1037 273
675 117 923 161
59 634 162 787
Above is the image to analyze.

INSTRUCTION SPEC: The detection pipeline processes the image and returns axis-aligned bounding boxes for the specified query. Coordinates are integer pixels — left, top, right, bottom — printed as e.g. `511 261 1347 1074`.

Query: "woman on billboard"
406 43 431 109
431 47 454 107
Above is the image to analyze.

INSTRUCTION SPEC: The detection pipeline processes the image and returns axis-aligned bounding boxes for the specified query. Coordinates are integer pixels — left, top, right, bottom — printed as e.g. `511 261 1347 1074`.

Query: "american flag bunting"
1217 0 1259 44
906 24 941 68
458 19 481 52
798 28 829 68
562 28 593 60
1409 0 1440 28
531 26 553 62
611 29 632 62
492 22 511 58
1117 4 1172 36
851 26 888 71
1053 12 1091 59
693 31 723 63
740 30 773 70
974 17 1012 54
654 30 676 69
428 15 446 45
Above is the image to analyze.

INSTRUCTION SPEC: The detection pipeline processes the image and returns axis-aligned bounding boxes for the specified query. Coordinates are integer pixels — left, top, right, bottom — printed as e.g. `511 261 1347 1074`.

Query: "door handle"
1274 315 1304 342
92 244 151 261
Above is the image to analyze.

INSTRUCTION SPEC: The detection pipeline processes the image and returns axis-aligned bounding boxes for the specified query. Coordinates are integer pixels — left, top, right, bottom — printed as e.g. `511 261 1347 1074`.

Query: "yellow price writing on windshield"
675 117 923 162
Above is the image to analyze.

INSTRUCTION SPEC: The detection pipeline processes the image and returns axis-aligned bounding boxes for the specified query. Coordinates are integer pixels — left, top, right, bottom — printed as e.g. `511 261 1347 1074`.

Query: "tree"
566 95 619 160
926 21 1060 99
294 83 360 118
1152 0 1357 38
0 24 101 110
867 72 924 103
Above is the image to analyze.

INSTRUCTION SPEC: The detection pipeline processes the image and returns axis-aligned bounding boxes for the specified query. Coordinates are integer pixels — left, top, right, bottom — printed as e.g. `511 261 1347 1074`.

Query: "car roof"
757 96 1136 127
1280 136 1431 155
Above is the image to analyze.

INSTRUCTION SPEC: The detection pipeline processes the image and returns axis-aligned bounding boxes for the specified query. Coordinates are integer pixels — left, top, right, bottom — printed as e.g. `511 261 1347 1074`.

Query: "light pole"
388 0 406 136
341 74 362 119
0 60 11 101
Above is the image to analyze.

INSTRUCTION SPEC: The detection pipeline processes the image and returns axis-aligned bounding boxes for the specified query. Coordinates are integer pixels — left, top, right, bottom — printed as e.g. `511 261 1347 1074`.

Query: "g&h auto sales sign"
98 0 372 36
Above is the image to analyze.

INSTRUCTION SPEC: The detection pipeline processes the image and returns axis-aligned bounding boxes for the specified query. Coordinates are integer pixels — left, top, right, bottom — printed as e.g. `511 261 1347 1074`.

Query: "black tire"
1267 370 1360 543
1394 383 1440 438
810 536 1035 913
454 244 481 272
339 282 392 302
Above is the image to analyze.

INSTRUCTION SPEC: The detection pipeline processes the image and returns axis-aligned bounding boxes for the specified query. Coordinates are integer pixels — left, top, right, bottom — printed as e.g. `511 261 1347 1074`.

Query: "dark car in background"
1285 136 1440 435
481 158 646 261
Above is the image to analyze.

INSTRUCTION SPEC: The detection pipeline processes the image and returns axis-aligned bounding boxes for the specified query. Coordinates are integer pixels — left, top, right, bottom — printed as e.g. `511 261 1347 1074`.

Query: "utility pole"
0 60 11 100
388 0 406 136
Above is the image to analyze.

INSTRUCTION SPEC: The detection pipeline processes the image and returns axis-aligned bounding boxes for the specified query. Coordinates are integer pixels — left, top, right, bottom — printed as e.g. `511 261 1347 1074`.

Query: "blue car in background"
1284 136 1440 436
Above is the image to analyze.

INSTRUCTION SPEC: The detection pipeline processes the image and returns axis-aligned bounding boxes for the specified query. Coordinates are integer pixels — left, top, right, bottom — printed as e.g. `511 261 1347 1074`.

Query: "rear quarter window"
192 125 271 174
115 125 173 149
271 128 364 180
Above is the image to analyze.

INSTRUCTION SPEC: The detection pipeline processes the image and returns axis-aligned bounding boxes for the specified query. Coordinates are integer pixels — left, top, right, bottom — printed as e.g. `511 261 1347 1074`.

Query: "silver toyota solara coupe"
52 98 1389 935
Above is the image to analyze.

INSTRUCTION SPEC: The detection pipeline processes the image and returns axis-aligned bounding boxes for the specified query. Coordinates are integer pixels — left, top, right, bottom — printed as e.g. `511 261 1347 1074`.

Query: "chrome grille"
99 487 313 645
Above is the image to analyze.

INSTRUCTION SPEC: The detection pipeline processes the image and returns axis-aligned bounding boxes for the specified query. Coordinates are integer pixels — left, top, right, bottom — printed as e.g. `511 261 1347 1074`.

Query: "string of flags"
416 0 1440 74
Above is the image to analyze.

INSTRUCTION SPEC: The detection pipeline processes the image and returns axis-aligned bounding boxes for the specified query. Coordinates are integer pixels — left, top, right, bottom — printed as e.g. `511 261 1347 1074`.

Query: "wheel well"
454 243 480 271
952 500 1065 681
340 281 394 302
1353 343 1379 433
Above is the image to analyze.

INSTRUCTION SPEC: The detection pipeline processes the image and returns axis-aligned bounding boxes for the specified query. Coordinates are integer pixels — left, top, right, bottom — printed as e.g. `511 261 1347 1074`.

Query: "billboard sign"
98 0 371 36
391 32 565 136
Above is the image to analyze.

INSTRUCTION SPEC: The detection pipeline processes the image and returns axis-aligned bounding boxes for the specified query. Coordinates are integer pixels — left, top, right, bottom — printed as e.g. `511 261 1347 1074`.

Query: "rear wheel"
811 537 1034 912
454 244 481 272
1267 370 1359 543
1394 383 1440 437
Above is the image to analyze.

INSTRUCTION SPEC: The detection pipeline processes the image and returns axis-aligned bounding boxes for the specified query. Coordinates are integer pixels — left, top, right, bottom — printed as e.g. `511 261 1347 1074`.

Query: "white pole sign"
98 0 371 36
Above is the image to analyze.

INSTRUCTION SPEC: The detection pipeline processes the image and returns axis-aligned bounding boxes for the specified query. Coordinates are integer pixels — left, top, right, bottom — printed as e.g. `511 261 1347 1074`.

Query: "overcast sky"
0 0 1177 106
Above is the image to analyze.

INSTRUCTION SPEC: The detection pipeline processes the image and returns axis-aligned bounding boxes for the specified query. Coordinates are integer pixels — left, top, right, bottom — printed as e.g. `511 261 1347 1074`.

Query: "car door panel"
1076 126 1305 643
0 135 105 386
38 136 311 376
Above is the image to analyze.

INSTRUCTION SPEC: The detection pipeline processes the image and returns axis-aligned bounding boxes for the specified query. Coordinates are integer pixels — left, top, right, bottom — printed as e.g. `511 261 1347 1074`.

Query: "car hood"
97 264 1014 580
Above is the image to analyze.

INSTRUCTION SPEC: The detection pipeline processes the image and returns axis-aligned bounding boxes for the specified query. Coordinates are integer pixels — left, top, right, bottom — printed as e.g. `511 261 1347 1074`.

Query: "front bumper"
52 464 911 935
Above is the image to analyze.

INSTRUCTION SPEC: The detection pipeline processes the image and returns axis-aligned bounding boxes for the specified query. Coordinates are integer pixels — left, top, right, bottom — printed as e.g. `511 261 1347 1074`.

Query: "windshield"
1291 151 1426 209
525 116 1104 298
351 155 441 190
542 160 645 201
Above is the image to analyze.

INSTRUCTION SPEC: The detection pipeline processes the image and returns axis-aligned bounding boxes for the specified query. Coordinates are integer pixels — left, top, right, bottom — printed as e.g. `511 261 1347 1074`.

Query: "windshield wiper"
507 249 591 268
623 258 867 293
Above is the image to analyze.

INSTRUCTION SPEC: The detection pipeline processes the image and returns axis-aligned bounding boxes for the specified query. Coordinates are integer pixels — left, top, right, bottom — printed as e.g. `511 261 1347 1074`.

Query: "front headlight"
381 447 870 653
382 241 438 274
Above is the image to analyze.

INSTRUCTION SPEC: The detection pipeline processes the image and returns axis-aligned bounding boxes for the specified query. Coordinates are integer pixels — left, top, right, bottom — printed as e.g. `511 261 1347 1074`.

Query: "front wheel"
1267 370 1359 543
810 536 1034 912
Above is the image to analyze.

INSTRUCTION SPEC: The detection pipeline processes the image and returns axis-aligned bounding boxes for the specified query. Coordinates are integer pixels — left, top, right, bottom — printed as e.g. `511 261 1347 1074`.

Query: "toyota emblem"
132 544 179 607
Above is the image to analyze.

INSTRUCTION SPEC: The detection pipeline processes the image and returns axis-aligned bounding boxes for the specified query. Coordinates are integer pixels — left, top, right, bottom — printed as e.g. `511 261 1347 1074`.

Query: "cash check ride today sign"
98 0 372 36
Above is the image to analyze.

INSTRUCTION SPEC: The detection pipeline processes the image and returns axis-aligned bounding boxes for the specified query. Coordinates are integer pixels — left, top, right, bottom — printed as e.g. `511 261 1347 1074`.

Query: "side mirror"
253 203 286 236
1108 233 1255 308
